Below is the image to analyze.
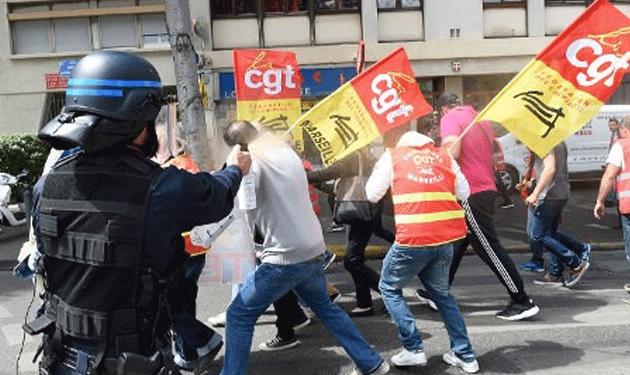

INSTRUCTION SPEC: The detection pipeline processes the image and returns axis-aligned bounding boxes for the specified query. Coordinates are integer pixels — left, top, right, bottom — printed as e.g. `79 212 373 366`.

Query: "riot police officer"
27 51 250 375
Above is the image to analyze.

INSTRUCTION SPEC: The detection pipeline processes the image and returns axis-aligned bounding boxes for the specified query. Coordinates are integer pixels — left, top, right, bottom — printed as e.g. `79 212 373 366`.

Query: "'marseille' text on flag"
475 0 630 158
298 47 432 166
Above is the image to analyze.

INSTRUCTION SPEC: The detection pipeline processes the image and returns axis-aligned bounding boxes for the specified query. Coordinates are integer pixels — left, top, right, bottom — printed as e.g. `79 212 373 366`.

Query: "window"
12 20 50 54
8 1 166 55
483 0 526 8
378 0 422 9
100 16 136 48
544 0 590 5
316 0 360 11
211 0 257 16
54 18 90 52
264 0 306 13
141 14 169 47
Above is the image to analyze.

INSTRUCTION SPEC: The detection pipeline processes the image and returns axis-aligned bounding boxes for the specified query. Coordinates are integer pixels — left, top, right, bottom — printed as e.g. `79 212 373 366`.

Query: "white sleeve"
366 150 393 203
607 142 624 169
451 156 470 201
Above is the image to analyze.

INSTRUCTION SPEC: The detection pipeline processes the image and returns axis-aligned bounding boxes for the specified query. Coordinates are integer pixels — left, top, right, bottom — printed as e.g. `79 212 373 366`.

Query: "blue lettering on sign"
219 67 357 100
59 60 78 78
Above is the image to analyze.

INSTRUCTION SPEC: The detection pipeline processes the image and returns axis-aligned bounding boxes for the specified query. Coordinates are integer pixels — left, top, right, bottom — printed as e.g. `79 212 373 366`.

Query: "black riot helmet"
40 51 166 153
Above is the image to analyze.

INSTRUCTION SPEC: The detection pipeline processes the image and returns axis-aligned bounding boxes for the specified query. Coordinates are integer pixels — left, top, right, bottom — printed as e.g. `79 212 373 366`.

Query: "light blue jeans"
220 259 383 375
379 243 476 363
622 214 630 267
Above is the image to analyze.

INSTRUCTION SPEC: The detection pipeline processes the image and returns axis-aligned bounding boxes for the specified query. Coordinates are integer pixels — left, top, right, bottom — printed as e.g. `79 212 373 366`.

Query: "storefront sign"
45 73 68 90
219 66 357 100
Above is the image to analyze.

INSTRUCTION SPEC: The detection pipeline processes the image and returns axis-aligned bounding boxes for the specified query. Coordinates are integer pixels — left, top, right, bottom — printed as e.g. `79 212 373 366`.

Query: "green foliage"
0 134 50 199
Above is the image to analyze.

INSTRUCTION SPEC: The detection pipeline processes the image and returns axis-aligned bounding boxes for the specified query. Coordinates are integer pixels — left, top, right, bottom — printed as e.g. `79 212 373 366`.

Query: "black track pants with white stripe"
449 190 530 304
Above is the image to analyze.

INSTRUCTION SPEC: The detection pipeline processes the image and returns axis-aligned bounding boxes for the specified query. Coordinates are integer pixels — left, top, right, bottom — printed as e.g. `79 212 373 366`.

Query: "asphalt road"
1 181 629 375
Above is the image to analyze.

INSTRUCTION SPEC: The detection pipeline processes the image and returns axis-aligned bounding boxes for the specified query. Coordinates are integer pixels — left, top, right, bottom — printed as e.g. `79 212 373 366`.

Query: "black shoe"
329 292 341 303
349 306 373 317
192 341 224 375
496 299 540 321
258 336 300 351
500 201 514 209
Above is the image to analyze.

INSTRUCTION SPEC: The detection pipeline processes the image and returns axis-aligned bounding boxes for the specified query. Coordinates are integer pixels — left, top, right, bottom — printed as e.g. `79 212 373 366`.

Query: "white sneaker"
391 348 427 367
443 351 479 373
347 360 390 375
207 312 226 327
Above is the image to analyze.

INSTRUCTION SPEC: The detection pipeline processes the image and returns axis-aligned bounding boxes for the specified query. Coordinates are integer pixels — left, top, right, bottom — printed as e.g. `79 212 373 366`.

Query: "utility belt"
50 346 176 375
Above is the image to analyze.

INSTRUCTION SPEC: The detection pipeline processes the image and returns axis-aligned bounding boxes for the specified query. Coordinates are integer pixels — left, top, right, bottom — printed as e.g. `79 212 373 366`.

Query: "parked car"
497 104 630 192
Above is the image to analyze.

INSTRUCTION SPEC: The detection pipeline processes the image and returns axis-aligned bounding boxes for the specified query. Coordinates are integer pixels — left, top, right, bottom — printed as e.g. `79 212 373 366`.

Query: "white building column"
361 0 378 43
527 0 545 38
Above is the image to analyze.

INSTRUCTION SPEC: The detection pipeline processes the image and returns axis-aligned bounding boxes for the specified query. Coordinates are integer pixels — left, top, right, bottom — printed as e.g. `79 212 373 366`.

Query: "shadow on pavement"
479 340 583 374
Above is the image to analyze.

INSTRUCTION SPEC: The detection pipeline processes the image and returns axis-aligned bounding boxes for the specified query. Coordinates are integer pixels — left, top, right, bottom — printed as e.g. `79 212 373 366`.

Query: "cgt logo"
370 72 414 124
566 30 630 87
244 52 298 95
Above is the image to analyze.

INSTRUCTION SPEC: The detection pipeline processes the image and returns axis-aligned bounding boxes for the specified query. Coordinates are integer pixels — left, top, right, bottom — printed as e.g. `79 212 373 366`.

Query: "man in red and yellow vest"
595 115 630 296
366 131 479 373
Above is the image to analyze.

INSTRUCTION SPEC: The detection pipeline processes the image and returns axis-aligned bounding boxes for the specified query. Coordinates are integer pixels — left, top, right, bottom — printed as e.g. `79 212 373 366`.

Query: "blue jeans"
527 205 587 272
622 214 630 267
220 259 383 375
379 243 476 363
530 199 583 276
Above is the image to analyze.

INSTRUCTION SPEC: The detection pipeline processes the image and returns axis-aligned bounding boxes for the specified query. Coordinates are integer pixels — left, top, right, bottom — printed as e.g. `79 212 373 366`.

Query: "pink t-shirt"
440 105 496 195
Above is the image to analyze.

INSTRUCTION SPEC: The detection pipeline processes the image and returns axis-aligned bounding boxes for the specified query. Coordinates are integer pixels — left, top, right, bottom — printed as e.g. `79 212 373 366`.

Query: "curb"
327 242 626 260
0 225 29 243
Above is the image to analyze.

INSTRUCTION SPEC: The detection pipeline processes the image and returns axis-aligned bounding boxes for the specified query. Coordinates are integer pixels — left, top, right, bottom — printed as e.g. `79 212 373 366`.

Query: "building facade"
1 0 630 165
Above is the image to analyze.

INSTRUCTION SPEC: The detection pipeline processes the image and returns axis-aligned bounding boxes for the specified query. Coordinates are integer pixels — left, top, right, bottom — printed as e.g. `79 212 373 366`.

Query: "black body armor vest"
38 150 166 366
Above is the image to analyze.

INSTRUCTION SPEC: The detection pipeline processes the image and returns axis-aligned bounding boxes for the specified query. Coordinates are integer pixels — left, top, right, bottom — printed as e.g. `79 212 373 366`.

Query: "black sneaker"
258 336 300 351
192 341 224 375
496 299 539 321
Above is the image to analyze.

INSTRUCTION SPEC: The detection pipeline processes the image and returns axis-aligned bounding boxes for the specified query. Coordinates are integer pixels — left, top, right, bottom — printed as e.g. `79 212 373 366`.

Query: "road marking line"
0 305 11 319
1 323 33 346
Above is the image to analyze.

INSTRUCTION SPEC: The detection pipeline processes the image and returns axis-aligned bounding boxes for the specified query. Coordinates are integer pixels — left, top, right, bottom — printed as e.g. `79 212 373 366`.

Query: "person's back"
248 133 326 264
440 106 495 194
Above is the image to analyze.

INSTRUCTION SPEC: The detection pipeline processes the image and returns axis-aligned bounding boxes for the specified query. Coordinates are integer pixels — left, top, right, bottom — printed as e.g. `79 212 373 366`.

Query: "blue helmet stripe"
66 88 123 97
68 78 162 88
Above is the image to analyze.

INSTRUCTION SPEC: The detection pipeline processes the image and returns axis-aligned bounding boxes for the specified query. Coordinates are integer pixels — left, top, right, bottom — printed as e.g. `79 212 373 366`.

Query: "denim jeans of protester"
530 199 582 276
379 243 476 363
622 214 630 267
527 205 587 274
220 259 383 375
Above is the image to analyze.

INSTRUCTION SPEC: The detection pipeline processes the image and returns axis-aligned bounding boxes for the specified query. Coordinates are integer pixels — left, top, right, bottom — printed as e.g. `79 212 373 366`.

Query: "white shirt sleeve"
450 155 470 201
607 142 624 170
366 150 393 203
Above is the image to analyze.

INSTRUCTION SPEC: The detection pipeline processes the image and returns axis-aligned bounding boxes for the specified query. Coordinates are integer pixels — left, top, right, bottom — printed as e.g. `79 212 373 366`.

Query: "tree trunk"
164 0 213 171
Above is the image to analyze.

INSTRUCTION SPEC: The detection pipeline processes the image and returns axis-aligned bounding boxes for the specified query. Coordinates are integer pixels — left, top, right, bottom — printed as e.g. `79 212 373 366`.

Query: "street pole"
164 0 213 171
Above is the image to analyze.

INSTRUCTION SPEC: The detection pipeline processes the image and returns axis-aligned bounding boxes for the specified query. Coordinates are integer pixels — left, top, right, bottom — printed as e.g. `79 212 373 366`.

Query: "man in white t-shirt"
594 115 630 297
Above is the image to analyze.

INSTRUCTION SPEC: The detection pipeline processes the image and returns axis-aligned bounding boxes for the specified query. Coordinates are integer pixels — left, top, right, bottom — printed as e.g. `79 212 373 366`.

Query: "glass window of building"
12 20 50 54
317 0 360 11
378 0 421 9
141 14 169 47
100 15 137 48
54 18 90 52
483 0 526 7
